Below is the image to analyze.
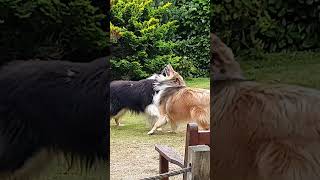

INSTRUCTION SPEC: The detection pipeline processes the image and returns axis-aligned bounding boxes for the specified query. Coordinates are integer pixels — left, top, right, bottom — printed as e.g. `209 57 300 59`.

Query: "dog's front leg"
168 121 177 133
114 118 123 127
113 109 127 127
147 115 168 135
145 104 161 128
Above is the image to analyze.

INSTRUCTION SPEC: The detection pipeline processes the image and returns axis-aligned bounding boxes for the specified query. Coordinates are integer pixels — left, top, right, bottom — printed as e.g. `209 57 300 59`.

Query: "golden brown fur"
147 65 210 135
211 33 320 180
162 87 210 128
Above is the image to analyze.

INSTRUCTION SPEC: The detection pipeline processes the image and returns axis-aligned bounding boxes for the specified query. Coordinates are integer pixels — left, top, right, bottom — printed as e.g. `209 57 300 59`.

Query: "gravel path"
110 126 185 180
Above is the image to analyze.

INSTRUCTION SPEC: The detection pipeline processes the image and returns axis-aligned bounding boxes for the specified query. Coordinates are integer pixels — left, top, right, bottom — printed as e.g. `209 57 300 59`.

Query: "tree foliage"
111 0 210 80
211 0 320 57
172 0 211 77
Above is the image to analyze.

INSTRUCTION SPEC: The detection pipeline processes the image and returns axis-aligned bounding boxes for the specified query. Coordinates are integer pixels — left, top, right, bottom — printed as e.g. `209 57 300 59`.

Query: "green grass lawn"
241 52 320 89
185 77 210 89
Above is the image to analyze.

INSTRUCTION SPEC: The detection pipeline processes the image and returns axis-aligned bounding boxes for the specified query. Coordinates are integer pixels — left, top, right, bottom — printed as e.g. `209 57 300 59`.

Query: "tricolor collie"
147 65 210 135
110 69 168 127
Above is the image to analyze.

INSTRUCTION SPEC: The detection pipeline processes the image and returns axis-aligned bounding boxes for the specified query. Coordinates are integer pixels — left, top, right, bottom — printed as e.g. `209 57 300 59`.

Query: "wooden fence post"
159 155 169 180
187 145 210 180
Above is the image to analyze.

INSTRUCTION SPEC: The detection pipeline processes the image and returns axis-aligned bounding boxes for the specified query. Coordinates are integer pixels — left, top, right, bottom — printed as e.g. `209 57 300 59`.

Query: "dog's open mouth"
160 65 169 77
155 64 186 88
160 64 174 77
158 65 173 84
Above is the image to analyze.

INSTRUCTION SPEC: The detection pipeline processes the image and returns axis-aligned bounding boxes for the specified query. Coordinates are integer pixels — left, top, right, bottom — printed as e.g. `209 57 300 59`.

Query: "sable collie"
110 68 168 127
147 65 210 135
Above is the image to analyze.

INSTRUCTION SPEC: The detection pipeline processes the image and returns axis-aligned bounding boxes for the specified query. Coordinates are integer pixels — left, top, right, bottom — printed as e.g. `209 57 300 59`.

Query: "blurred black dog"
0 57 109 179
110 71 167 127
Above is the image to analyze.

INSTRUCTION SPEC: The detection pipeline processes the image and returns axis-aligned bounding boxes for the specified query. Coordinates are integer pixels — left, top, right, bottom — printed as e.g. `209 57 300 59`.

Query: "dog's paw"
147 131 154 135
167 130 176 134
157 128 163 131
116 123 125 127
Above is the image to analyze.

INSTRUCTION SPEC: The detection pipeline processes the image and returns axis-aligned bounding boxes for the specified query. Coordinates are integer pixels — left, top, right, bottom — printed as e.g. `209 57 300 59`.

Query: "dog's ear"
174 77 182 85
173 73 186 86
211 33 234 67
211 33 245 81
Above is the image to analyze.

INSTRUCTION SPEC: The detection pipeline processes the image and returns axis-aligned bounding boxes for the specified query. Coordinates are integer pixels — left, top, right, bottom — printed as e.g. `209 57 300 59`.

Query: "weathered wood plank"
155 145 184 167
187 145 210 180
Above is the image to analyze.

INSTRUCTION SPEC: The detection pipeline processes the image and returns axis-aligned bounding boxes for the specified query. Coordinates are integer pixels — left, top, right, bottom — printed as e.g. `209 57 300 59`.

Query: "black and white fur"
0 57 109 180
110 74 166 127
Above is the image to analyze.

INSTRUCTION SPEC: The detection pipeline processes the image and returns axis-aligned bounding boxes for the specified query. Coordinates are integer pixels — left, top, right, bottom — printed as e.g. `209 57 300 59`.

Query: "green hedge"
171 0 210 77
111 0 210 80
0 0 108 63
211 0 320 56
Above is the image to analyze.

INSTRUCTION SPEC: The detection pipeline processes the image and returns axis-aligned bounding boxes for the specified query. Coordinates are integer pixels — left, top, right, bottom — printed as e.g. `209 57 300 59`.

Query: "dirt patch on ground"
110 115 186 180
111 141 184 180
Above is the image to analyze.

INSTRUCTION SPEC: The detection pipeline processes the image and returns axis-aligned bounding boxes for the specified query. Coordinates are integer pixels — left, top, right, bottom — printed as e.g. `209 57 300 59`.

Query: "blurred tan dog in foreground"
211 33 320 180
147 65 210 135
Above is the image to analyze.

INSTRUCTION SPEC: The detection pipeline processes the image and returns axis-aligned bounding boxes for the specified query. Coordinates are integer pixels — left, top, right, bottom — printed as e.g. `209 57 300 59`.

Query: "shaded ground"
31 159 107 180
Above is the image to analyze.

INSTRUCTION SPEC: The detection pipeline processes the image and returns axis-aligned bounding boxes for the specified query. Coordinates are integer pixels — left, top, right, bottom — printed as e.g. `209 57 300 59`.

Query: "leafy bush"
111 0 210 79
171 0 210 77
211 0 320 56
111 54 195 80
0 0 108 63
110 0 197 80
